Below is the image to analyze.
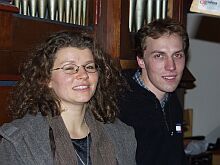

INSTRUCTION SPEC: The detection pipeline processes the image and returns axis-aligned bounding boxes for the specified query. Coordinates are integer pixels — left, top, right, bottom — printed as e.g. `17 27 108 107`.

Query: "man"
119 18 189 165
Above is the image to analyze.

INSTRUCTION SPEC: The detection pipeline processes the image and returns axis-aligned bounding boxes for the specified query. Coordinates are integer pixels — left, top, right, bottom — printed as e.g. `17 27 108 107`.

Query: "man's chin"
163 85 178 93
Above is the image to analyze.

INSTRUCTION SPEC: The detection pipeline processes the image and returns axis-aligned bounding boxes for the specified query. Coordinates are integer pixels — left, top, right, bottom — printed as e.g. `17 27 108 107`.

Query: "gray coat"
0 113 137 165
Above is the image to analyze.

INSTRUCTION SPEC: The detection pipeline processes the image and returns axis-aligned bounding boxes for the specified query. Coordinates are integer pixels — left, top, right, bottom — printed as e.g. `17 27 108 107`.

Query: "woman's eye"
86 63 96 69
86 65 95 69
64 66 75 70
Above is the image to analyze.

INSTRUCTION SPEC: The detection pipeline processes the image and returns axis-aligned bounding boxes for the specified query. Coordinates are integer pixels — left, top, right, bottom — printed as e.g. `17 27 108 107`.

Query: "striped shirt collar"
132 69 169 108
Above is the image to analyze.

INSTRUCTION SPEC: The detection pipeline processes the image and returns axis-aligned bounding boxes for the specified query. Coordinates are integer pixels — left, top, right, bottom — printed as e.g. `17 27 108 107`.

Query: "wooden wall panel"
0 51 25 75
0 87 13 125
0 11 13 49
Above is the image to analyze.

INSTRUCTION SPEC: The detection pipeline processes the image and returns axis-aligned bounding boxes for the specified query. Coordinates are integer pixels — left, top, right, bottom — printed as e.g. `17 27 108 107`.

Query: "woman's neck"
61 105 89 139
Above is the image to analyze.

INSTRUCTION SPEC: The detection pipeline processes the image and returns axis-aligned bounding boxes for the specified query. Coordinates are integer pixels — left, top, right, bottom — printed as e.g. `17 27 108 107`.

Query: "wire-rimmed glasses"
51 62 99 74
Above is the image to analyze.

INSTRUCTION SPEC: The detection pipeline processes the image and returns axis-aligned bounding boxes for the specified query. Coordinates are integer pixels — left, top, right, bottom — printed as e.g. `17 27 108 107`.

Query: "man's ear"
137 56 145 69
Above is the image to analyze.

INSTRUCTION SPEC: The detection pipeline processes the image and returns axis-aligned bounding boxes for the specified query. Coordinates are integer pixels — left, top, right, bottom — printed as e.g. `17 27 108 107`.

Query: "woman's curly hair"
9 31 126 123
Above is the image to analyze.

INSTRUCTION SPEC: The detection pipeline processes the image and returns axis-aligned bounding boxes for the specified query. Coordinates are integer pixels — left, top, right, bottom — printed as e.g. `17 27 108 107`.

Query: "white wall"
185 13 220 143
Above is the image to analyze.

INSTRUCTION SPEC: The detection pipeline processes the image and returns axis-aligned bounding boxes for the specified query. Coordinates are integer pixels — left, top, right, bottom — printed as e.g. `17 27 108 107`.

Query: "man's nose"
165 57 176 71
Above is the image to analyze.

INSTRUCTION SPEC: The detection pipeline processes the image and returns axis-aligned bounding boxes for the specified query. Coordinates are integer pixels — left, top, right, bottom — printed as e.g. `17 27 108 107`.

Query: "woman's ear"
137 56 145 69
48 80 52 88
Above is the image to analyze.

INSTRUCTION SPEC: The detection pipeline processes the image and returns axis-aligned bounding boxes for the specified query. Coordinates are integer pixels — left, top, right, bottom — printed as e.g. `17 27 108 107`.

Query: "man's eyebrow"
175 49 184 53
150 50 165 54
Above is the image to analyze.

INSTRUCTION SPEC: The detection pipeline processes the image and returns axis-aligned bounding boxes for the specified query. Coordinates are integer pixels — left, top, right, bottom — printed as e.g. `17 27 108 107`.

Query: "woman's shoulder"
0 113 48 141
106 118 134 134
102 118 137 165
102 118 136 145
0 114 53 165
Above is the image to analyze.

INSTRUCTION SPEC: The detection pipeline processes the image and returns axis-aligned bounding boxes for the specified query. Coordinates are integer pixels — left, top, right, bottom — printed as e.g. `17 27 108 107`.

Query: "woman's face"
48 47 99 107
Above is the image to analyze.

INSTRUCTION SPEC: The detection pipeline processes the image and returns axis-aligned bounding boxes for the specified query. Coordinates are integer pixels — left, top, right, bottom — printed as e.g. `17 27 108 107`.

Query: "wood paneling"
0 86 13 125
0 11 13 49
0 51 24 75
95 0 122 59
0 9 94 76
172 0 188 26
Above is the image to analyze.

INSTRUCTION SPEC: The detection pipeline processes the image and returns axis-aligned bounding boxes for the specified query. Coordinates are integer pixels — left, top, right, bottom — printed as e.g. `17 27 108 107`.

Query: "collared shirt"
132 69 169 109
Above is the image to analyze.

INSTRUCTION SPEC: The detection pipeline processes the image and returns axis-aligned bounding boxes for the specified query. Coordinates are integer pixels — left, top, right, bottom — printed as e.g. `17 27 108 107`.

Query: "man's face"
137 34 185 100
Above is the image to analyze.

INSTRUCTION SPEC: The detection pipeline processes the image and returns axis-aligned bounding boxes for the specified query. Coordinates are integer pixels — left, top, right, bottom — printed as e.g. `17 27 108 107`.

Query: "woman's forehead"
53 47 94 65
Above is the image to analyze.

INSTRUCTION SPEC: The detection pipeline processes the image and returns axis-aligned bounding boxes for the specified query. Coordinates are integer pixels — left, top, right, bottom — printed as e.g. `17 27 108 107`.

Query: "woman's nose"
75 66 89 79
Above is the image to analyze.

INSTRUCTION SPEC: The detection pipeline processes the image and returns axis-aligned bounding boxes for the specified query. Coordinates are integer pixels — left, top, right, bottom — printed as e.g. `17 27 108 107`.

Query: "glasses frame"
51 62 99 75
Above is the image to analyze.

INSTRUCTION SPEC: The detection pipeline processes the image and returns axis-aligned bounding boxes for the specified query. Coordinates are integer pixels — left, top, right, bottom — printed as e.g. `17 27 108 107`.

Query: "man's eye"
174 53 184 58
154 54 163 58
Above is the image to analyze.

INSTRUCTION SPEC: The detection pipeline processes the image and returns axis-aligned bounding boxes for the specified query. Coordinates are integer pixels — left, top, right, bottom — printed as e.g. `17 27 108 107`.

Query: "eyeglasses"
51 62 98 74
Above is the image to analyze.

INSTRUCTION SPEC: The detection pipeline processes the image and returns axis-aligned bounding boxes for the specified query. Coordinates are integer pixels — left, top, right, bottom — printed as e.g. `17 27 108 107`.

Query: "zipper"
162 108 174 136
155 95 174 136
162 109 169 132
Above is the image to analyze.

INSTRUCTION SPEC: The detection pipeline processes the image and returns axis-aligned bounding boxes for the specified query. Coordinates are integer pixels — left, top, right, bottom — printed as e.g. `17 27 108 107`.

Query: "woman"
0 31 136 165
